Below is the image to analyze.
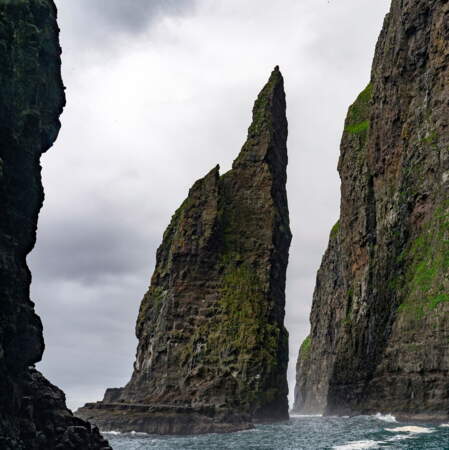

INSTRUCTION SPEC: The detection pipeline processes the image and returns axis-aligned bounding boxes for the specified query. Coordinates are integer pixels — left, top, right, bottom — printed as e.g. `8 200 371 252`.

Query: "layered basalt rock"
294 0 449 421
0 1 110 448
77 67 292 434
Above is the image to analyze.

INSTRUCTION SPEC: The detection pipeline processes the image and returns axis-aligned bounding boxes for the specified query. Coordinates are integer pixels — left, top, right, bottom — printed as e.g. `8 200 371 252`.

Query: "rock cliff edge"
294 0 448 421
0 2 110 448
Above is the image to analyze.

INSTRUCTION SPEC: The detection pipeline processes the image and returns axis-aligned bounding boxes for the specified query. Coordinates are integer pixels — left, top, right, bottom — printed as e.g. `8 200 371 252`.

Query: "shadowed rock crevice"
77 67 292 434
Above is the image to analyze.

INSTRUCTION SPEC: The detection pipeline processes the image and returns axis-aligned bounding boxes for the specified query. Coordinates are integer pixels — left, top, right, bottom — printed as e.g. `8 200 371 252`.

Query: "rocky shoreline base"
76 403 254 435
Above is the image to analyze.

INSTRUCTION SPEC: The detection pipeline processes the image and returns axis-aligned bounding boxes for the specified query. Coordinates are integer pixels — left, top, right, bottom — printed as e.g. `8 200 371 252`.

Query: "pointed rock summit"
77 67 292 434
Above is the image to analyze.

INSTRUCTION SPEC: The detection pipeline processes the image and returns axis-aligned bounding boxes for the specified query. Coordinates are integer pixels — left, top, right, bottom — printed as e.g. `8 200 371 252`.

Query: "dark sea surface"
105 414 449 449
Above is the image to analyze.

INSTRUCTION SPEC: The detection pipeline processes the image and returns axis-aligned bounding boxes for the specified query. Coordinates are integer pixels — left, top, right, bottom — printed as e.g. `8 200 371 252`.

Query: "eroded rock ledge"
77 67 292 435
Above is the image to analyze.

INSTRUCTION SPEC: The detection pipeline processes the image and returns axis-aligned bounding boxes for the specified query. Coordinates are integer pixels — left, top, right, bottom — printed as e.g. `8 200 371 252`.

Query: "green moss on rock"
299 336 312 361
397 200 449 319
344 83 372 136
330 220 340 238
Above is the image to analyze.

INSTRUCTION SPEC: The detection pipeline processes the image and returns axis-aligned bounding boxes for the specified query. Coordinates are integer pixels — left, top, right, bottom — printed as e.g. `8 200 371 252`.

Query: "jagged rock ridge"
77 66 292 434
294 0 448 421
0 2 110 448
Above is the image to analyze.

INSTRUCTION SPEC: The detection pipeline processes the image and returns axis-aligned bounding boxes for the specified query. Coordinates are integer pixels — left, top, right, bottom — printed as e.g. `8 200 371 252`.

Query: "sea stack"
77 67 292 434
294 0 448 421
0 1 110 448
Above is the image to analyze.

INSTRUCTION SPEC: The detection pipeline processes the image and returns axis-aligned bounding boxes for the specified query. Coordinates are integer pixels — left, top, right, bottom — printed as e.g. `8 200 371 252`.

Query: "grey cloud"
55 0 196 50
82 0 196 34
32 216 156 285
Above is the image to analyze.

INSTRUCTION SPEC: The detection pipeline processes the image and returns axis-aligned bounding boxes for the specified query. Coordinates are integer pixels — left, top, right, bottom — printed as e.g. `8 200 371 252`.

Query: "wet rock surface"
294 0 449 421
77 67 292 434
0 1 109 448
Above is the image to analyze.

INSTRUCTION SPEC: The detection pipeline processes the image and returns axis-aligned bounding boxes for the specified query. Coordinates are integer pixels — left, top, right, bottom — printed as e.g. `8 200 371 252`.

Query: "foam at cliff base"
333 440 381 449
385 426 434 434
102 430 150 437
374 413 397 423
290 414 323 418
440 424 449 428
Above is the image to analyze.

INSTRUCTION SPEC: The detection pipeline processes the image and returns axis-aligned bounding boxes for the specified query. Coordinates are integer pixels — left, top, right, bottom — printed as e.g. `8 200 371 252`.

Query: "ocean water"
105 414 449 449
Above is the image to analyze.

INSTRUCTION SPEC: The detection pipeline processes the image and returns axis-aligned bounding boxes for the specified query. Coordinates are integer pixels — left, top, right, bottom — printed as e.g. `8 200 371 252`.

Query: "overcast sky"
30 0 391 411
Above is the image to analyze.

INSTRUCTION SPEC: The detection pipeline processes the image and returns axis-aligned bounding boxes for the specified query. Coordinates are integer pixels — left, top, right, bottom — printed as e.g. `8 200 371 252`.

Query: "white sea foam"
386 434 411 443
383 426 435 445
385 426 434 434
333 440 381 449
130 431 150 436
440 423 449 428
102 430 150 437
290 414 323 418
374 413 397 423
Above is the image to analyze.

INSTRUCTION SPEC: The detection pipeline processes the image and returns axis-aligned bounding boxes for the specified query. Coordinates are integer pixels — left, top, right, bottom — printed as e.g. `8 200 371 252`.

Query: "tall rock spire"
77 67 292 434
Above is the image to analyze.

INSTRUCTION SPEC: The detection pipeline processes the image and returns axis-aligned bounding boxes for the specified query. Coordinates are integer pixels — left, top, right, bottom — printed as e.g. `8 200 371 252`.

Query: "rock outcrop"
294 0 448 421
77 66 292 434
0 2 110 448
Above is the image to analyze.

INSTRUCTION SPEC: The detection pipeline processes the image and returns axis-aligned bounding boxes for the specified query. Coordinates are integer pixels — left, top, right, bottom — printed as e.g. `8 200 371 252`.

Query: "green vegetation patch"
299 335 312 361
345 83 372 136
420 130 438 146
180 257 285 411
346 120 370 135
330 220 341 238
397 200 449 319
219 262 279 371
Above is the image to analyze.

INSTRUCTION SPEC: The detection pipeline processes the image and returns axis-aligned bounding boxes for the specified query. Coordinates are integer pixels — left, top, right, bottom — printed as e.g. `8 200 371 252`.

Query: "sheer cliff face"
0 2 109 448
295 0 449 419
130 67 290 420
79 68 291 433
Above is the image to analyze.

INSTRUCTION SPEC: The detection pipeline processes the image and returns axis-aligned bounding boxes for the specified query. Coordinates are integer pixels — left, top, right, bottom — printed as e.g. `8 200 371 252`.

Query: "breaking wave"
102 430 150 436
290 414 323 418
385 425 434 434
333 440 381 449
373 413 397 423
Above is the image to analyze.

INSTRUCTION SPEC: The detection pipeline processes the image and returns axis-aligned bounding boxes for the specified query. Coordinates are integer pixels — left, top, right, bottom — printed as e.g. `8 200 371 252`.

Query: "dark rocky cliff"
294 0 448 421
0 1 110 448
77 67 292 434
